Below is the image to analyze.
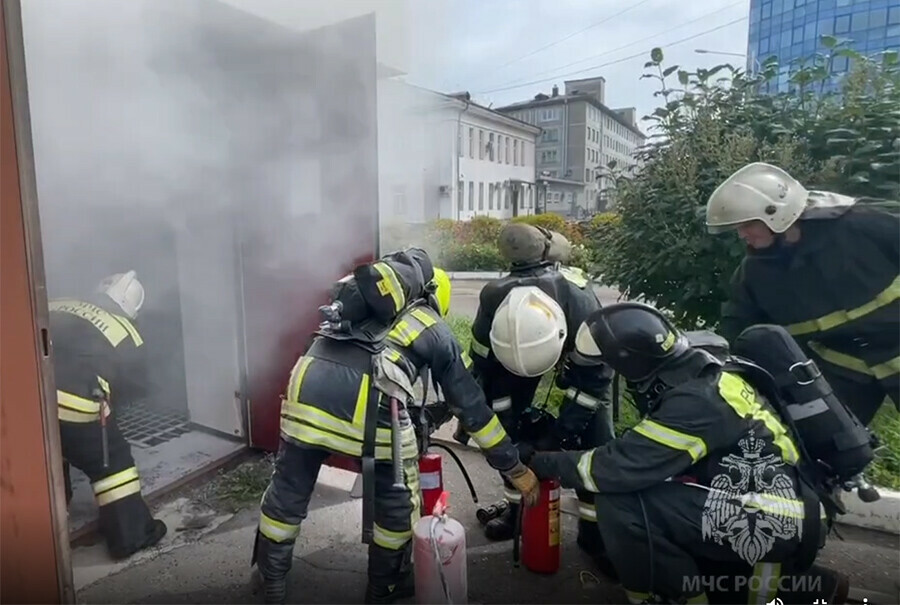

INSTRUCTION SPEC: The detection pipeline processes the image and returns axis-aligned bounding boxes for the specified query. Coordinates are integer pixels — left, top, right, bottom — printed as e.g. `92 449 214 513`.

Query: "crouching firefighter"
51 271 167 559
528 303 850 605
467 223 615 568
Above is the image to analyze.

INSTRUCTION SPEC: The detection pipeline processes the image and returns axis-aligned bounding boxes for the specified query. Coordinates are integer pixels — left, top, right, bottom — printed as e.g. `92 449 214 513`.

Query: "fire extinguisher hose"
429 514 453 604
429 442 479 504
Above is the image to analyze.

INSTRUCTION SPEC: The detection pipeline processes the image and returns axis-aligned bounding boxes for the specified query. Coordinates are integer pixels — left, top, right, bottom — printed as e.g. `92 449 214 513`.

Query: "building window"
835 15 850 34
540 149 558 163
479 130 484 160
490 183 496 210
468 181 474 210
585 168 591 182
457 182 464 211
890 6 900 25
513 140 518 167
469 127 474 158
539 108 558 122
505 137 510 164
542 128 559 143
504 187 510 210
478 182 484 210
488 133 495 161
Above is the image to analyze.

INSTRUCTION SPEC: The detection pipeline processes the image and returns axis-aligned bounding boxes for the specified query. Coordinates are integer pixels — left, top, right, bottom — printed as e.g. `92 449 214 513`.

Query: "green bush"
439 242 506 271
592 40 899 328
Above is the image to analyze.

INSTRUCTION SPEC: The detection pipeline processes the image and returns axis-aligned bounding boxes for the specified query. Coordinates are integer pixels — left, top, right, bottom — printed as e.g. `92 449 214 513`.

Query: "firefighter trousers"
593 482 810 604
253 439 421 590
59 415 157 558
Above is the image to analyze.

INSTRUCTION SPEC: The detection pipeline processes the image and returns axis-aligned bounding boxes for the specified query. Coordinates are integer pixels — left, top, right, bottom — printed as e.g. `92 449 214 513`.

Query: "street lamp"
695 49 761 74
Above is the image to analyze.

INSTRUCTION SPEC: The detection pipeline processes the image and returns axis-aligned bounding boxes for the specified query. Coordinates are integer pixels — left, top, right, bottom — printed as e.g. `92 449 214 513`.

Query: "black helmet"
573 302 690 384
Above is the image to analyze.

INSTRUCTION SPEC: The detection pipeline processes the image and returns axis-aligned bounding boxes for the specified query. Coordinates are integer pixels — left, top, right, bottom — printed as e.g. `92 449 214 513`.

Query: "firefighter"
51 270 167 559
706 162 899 426
527 302 849 605
251 250 538 605
467 222 615 568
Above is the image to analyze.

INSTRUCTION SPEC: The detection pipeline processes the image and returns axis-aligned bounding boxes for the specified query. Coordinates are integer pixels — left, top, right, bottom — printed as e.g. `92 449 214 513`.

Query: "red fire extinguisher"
419 452 444 517
517 478 561 574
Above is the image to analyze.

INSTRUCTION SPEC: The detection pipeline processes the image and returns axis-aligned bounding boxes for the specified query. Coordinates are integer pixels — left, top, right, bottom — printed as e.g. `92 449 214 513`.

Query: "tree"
593 40 900 327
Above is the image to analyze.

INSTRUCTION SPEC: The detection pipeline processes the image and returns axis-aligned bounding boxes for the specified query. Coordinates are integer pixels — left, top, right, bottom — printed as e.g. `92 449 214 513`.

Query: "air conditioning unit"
438 185 451 196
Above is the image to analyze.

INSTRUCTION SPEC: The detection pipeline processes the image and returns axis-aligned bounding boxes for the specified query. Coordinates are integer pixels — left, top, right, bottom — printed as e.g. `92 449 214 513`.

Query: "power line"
493 0 747 89
474 0 655 81
476 15 749 96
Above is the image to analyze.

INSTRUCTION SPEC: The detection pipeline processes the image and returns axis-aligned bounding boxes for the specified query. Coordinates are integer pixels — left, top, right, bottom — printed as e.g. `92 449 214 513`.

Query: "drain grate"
116 403 191 449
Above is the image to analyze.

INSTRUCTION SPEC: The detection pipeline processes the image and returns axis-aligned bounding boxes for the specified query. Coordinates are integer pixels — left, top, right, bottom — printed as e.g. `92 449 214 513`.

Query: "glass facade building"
748 0 900 93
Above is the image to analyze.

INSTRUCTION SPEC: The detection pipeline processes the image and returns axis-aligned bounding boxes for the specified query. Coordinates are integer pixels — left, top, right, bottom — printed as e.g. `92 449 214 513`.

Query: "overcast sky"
226 0 751 134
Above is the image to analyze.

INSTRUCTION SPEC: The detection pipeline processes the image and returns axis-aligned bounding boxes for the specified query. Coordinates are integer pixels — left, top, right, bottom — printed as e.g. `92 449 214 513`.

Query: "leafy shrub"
439 242 506 271
592 40 900 328
512 213 586 245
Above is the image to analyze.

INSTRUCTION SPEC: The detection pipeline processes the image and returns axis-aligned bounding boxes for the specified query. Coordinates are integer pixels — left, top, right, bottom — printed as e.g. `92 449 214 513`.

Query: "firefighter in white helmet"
51 270 167 560
706 162 899 427
466 222 617 579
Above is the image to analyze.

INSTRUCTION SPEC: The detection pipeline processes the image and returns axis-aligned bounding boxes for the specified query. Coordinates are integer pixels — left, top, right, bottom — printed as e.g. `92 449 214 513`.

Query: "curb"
837 487 900 535
447 271 508 280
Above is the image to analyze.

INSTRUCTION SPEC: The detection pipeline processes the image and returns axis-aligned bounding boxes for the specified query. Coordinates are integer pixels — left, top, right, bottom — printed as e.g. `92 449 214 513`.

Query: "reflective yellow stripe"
461 350 473 369
786 275 900 336
373 523 412 550
93 466 140 494
808 342 900 379
717 372 800 465
372 262 405 312
560 265 589 288
747 561 781 605
740 493 804 519
93 467 141 506
97 376 110 395
632 419 707 463
565 388 602 410
385 348 403 363
469 415 507 450
286 356 314 403
281 400 393 445
625 590 651 604
409 307 437 328
577 501 597 521
49 300 141 347
58 407 98 423
58 390 100 413
577 450 600 492
96 480 142 506
259 512 301 543
280 421 417 461
470 338 490 358
492 397 512 412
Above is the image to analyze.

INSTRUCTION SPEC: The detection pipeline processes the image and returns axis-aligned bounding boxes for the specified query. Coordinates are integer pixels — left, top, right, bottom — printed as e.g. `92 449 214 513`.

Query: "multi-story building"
378 81 540 231
496 77 645 218
748 0 900 94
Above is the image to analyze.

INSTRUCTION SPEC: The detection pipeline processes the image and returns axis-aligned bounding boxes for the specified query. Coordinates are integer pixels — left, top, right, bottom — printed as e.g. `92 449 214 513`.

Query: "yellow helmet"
431 268 452 317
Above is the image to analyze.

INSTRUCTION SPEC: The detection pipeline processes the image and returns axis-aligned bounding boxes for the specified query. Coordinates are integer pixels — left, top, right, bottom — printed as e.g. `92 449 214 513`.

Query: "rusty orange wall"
0 3 64 602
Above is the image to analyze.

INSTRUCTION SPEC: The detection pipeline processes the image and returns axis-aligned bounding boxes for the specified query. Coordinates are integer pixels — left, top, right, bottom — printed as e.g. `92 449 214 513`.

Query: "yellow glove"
505 463 540 508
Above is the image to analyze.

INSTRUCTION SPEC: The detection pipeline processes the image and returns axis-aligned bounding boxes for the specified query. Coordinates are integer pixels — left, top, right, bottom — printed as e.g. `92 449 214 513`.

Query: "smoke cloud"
21 0 381 434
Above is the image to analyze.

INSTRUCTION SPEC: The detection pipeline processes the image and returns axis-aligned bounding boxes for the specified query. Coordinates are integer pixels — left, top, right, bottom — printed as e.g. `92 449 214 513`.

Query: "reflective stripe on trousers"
93 466 142 506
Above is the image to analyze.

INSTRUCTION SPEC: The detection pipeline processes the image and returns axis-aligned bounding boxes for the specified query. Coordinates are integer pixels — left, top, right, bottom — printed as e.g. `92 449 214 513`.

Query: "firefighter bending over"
467 222 615 570
706 162 899 426
251 249 538 605
51 270 167 559
528 303 849 605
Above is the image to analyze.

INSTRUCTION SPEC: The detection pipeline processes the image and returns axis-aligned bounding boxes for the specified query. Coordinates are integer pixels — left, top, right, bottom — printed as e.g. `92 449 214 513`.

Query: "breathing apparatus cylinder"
419 453 444 518
520 479 561 574
731 324 875 483
413 492 468 604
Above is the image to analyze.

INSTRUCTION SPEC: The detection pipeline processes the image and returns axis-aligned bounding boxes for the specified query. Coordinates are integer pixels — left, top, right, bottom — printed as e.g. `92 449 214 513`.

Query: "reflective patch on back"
559 266 588 289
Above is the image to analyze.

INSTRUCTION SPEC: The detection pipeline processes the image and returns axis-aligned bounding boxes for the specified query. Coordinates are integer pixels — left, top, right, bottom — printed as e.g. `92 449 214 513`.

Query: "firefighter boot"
576 520 619 583
365 548 415 604
484 502 519 541
251 530 292 604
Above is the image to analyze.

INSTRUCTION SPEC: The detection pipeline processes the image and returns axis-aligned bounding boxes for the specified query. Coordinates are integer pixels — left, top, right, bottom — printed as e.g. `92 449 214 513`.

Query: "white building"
378 82 540 231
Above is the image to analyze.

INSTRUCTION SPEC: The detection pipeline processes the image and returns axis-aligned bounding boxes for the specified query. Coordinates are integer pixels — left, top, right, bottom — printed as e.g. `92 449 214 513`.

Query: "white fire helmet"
96 270 145 319
706 162 808 234
490 286 567 378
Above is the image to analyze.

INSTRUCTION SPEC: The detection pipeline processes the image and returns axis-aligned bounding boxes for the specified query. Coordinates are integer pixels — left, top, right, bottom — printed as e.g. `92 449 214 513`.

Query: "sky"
225 0 751 136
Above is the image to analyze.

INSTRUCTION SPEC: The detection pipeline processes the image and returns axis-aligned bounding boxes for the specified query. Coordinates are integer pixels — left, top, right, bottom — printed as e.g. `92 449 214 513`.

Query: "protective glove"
504 462 540 508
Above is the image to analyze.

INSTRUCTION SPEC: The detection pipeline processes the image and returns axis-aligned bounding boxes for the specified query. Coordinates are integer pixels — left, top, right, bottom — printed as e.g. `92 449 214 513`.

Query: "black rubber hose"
430 442 479 504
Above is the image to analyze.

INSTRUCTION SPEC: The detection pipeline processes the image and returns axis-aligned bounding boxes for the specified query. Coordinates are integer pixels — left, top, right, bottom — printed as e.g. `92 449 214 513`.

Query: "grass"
196 453 275 512
447 315 900 490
